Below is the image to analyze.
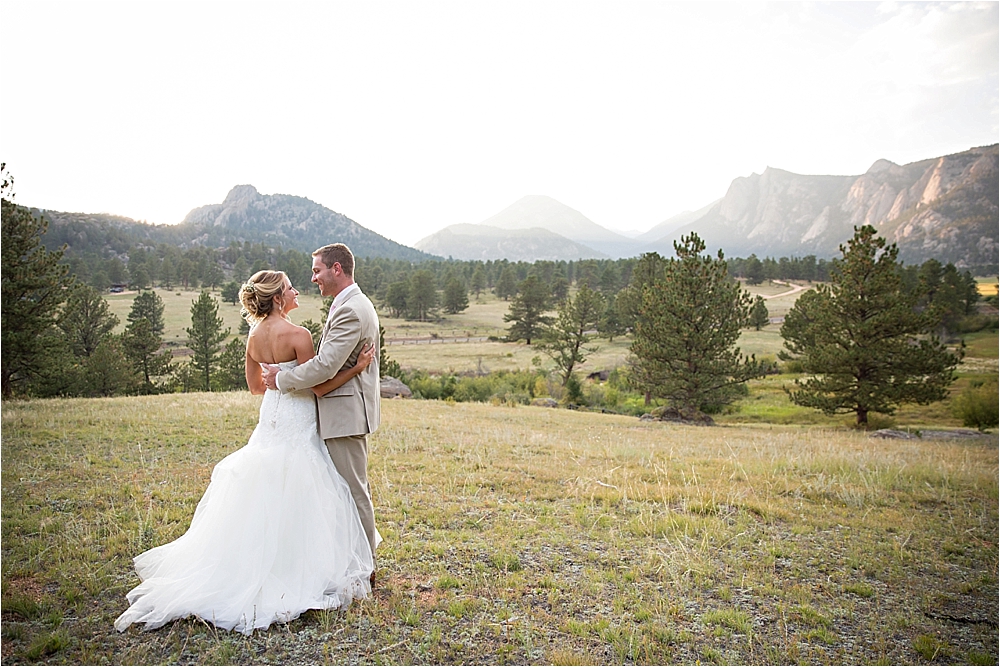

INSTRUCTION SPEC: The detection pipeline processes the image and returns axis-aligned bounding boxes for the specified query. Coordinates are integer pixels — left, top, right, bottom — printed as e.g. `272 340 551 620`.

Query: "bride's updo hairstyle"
239 270 287 325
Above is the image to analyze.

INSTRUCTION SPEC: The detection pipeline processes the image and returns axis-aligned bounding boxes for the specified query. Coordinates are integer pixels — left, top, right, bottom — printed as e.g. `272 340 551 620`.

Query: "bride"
115 270 376 635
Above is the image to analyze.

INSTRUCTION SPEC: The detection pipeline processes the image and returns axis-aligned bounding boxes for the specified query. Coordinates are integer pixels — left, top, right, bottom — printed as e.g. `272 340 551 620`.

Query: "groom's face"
311 256 337 297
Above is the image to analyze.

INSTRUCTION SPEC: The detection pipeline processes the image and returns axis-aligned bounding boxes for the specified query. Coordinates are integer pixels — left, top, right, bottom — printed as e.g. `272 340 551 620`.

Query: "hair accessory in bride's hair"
244 283 256 295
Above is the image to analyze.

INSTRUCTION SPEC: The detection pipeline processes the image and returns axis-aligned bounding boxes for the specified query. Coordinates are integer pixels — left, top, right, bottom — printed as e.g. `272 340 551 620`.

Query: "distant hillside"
478 196 636 258
415 195 634 261
633 200 719 245
37 185 434 261
648 145 998 267
414 223 608 262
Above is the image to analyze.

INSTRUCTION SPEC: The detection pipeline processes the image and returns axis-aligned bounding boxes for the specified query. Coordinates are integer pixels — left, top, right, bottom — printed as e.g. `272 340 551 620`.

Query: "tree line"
4 173 995 428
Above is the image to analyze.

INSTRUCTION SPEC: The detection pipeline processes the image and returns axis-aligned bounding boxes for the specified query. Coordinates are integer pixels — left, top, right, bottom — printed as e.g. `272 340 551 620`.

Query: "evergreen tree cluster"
2 167 989 426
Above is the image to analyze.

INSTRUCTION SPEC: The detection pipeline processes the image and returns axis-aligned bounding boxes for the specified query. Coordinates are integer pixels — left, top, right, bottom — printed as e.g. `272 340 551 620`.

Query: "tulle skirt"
115 387 374 635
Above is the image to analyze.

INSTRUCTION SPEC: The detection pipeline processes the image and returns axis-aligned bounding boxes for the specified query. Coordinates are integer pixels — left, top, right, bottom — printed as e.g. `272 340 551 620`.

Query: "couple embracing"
115 243 383 635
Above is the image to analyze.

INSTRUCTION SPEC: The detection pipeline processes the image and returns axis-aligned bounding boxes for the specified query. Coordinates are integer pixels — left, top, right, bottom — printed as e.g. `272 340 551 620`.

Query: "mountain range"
416 144 998 267
37 185 431 261
31 144 998 268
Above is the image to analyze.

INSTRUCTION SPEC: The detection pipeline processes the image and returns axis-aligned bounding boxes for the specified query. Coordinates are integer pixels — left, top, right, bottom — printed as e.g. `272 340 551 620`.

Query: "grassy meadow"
2 396 997 665
4 278 997 664
104 282 796 371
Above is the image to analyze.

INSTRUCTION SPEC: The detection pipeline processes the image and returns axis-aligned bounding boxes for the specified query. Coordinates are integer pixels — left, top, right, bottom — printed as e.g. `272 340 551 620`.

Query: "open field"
104 284 810 358
2 395 997 665
975 277 998 297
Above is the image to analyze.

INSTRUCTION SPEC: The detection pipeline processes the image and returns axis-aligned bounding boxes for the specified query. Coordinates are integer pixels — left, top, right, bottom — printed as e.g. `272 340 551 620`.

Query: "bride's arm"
245 343 266 395
311 343 376 397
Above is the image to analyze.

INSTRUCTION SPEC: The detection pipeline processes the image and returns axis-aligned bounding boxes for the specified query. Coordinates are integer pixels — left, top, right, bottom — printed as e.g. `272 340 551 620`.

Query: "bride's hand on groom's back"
355 343 375 372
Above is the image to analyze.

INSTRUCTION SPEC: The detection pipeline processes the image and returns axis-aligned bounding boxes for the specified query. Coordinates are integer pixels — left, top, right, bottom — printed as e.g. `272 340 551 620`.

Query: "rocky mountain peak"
222 184 260 207
866 159 898 174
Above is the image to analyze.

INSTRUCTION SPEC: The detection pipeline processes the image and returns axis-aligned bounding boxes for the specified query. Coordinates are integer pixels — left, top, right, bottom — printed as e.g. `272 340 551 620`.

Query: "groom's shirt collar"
329 283 360 317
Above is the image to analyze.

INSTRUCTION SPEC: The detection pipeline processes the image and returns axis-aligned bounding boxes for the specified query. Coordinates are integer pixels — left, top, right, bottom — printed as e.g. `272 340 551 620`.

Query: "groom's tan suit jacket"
275 287 381 440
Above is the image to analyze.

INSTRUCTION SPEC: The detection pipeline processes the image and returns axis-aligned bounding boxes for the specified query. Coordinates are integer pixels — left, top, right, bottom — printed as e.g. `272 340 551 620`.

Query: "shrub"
401 369 544 405
957 314 998 333
782 359 805 374
952 381 999 431
564 374 585 405
849 413 896 431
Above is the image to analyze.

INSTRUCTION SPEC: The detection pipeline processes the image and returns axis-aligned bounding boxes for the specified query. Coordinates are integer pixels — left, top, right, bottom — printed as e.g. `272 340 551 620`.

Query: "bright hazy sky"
2 1 997 245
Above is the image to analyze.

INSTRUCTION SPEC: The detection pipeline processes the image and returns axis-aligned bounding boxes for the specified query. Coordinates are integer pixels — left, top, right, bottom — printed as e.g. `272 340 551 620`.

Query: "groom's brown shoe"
369 572 376 591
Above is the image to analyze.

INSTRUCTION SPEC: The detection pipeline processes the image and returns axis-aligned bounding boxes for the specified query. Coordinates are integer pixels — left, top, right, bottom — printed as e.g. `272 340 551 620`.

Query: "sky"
1 1 997 246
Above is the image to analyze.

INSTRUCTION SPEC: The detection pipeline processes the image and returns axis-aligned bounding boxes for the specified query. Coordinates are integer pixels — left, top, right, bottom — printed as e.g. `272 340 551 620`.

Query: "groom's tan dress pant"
325 434 378 567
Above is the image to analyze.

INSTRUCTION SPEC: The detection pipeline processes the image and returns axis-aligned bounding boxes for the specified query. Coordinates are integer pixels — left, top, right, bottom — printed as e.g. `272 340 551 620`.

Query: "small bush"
781 359 805 374
2 595 42 620
26 630 70 660
952 381 999 431
913 634 949 661
957 314 998 333
850 413 896 431
564 374 585 405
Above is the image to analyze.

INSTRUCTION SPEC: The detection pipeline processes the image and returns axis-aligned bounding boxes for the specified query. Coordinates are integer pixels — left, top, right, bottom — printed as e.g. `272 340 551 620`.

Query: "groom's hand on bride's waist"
261 364 280 389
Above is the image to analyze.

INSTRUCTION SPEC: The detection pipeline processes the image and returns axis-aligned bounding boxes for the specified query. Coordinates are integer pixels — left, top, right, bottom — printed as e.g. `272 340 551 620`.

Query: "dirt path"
760 280 809 300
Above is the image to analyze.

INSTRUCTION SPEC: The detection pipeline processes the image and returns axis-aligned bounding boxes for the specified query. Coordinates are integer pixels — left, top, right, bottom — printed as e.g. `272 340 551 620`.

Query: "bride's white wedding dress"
115 361 374 635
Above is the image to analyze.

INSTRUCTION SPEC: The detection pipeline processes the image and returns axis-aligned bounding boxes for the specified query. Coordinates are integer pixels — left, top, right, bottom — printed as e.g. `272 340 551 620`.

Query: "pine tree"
549 275 570 303
378 324 401 379
122 317 173 393
538 284 604 385
598 292 627 342
385 281 409 317
204 263 225 290
443 277 469 314
186 291 230 391
128 289 165 336
1 186 74 397
504 275 552 344
599 264 621 294
470 265 486 299
780 225 960 426
749 296 769 330
158 257 175 289
494 265 518 301
83 336 139 397
130 265 150 290
221 281 241 305
408 270 438 321
745 255 764 285
630 233 766 416
59 284 120 358
617 252 668 337
214 337 248 391
232 256 249 282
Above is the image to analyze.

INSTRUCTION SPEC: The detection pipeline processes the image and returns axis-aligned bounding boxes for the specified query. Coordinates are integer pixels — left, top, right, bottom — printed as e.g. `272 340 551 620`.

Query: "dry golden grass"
2 394 997 664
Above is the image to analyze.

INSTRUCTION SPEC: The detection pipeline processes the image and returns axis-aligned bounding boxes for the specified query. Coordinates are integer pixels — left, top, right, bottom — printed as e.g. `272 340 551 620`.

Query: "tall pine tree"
186 291 230 391
630 233 765 416
780 225 960 426
123 317 173 393
504 275 552 345
537 284 604 385
59 284 120 358
1 171 74 397
128 289 165 335
443 276 469 314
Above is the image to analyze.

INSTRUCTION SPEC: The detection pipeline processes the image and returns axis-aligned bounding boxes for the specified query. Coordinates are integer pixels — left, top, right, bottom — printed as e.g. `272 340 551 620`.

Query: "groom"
261 243 381 581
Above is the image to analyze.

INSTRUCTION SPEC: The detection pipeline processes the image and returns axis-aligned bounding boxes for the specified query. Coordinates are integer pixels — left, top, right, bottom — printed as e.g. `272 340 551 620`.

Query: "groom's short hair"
314 243 354 277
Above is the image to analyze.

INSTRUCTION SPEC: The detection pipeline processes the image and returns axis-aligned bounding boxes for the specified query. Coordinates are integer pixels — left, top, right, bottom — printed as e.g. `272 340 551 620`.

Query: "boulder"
530 397 558 408
380 376 412 399
641 405 715 426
